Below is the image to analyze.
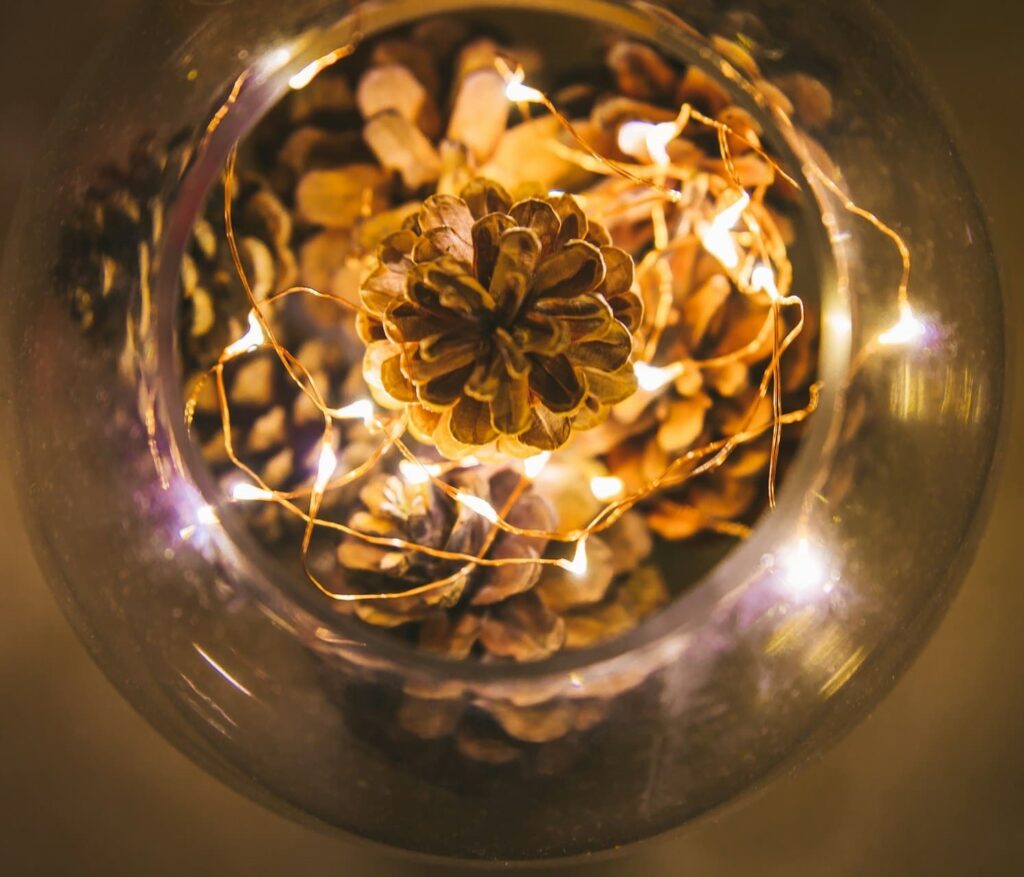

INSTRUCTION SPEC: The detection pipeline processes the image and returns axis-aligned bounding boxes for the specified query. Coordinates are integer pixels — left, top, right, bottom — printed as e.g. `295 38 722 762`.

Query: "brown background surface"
1 1 1021 874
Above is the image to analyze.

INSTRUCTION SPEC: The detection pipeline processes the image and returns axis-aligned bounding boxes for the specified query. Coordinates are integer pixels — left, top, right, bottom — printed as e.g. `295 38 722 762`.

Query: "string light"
780 537 829 600
617 120 677 166
328 398 376 426
196 504 219 526
503 69 545 103
590 476 625 502
878 301 926 347
751 263 782 302
222 312 265 359
313 443 338 495
398 459 441 485
288 43 359 91
191 45 914 604
699 190 751 269
455 491 501 525
232 482 274 502
523 452 552 480
563 540 589 577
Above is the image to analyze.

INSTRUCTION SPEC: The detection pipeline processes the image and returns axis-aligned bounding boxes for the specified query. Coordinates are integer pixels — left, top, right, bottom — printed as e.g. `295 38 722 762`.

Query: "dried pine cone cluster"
54 12 830 769
58 12 827 768
561 39 822 539
358 180 642 457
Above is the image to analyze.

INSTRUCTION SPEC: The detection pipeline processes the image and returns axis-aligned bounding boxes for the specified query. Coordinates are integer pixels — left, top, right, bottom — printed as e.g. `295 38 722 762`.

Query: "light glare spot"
878 303 926 347
590 475 625 501
634 360 684 393
523 452 552 480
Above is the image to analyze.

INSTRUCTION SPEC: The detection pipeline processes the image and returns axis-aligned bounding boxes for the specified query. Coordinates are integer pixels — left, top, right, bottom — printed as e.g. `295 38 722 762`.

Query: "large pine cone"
357 180 643 458
562 39 821 539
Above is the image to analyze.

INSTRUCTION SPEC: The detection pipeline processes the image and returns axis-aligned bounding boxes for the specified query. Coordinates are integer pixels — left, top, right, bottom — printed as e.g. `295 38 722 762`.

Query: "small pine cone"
336 465 561 646
357 179 643 458
57 134 191 345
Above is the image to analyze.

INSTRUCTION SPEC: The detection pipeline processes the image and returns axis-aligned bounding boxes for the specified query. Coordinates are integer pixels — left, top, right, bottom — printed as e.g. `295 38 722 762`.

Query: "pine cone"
57 134 190 346
336 466 562 647
356 180 643 458
330 458 668 762
561 39 820 538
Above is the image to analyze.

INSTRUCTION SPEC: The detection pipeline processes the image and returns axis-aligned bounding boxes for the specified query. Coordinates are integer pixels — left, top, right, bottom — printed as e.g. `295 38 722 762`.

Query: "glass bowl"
0 0 1005 861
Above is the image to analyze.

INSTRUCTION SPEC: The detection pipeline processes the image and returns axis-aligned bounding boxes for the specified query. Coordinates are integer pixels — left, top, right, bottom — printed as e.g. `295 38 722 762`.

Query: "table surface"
1 2 1021 874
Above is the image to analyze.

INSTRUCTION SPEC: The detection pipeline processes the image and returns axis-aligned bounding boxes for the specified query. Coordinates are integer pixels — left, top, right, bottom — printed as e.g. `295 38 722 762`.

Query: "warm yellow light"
329 398 376 426
878 302 926 347
196 504 219 526
617 120 676 166
700 191 751 270
563 540 588 577
289 61 324 91
231 482 274 502
398 459 440 486
523 452 552 480
751 263 781 301
314 443 338 494
224 312 265 359
590 475 625 502
504 72 544 103
782 537 828 598
634 360 684 393
455 492 500 524
263 47 292 73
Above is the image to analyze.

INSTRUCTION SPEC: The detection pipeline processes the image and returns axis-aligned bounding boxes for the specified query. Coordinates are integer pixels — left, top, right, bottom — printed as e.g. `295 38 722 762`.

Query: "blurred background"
1 1 1021 874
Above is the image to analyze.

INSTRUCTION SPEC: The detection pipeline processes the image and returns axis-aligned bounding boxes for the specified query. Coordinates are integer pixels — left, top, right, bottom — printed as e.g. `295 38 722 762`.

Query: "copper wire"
186 45 912 603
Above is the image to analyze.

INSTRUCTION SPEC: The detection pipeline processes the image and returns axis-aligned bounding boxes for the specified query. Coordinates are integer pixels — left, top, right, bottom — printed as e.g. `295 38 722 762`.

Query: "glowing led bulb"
456 492 500 524
398 459 440 486
523 452 552 480
751 263 781 301
288 60 323 91
329 399 376 426
634 360 684 393
590 475 625 502
564 540 588 577
878 302 926 347
504 72 544 103
232 483 274 502
313 443 338 494
223 312 265 358
617 120 676 166
700 191 751 270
